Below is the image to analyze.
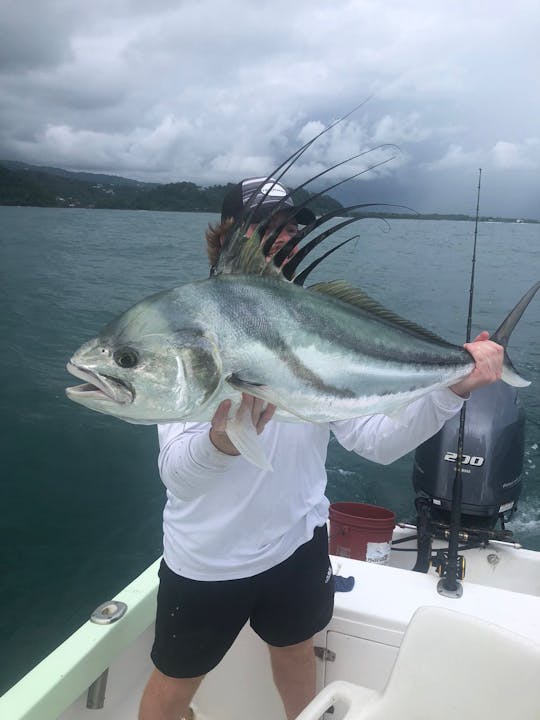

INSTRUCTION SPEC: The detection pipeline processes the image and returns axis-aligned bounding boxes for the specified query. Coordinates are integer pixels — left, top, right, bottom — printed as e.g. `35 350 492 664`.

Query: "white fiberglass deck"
2 535 540 720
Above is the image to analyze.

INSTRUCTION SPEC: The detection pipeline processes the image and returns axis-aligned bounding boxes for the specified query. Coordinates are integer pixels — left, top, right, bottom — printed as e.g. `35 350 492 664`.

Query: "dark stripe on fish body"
213 276 467 371
213 281 356 397
288 294 468 368
269 335 356 399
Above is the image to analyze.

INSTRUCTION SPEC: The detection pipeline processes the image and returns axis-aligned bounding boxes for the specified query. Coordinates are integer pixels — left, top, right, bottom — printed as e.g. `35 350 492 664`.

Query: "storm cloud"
1 0 539 217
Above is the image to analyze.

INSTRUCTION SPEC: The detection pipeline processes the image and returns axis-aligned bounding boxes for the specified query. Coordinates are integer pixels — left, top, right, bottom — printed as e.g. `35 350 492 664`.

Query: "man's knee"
139 668 204 720
268 637 314 666
267 638 316 720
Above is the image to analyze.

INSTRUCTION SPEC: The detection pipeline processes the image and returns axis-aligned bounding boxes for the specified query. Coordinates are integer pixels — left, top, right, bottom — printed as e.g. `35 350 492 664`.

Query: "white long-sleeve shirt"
158 388 464 581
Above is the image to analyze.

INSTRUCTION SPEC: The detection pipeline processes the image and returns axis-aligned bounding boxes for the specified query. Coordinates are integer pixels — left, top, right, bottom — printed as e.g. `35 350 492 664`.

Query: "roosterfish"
66 120 539 470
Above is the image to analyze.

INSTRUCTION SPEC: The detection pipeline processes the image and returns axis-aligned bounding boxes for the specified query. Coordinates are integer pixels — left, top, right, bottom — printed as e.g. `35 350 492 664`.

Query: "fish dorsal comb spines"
215 228 268 276
214 225 287 279
213 201 414 282
308 280 454 346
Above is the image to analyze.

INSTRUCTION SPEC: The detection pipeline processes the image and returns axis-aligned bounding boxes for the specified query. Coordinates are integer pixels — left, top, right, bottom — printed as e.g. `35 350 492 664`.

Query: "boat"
2 383 540 719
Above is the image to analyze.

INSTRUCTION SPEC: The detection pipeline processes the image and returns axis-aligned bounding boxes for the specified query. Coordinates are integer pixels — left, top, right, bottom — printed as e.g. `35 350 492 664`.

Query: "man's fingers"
256 403 277 433
211 399 232 432
471 330 490 343
463 339 504 385
250 397 264 425
212 394 276 436
239 393 276 434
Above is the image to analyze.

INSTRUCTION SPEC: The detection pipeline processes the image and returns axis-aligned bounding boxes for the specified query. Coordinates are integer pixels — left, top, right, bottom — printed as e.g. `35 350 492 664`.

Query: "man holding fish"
138 179 504 720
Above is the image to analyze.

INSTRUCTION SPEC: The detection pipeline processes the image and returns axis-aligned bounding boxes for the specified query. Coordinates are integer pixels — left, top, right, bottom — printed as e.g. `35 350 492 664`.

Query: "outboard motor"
411 381 525 571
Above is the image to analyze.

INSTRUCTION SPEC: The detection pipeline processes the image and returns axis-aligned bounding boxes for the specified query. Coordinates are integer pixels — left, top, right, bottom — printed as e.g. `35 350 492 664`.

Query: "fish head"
66 298 223 423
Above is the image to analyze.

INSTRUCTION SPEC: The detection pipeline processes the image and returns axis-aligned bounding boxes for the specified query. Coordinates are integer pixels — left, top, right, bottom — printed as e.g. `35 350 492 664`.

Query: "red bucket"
329 502 396 564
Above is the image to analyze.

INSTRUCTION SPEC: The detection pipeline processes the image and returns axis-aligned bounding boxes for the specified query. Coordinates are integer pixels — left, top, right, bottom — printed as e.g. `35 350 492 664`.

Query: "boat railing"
0 558 161 720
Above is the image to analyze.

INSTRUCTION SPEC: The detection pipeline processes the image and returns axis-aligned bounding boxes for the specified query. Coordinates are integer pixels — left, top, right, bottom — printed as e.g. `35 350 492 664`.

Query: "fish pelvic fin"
492 281 540 388
225 401 273 471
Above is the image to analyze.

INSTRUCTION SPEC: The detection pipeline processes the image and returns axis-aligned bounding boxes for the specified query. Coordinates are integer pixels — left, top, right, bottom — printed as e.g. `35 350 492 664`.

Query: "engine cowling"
412 382 525 529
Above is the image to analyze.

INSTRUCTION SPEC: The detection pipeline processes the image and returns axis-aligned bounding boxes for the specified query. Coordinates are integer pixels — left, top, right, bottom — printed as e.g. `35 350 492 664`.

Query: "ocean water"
1 206 539 693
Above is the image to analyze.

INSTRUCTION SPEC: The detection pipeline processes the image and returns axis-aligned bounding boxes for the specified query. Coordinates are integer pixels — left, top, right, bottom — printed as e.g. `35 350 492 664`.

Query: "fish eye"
113 347 139 369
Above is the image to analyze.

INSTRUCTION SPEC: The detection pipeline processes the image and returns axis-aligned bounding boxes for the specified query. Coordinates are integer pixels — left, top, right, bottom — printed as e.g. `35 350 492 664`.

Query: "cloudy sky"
1 0 539 217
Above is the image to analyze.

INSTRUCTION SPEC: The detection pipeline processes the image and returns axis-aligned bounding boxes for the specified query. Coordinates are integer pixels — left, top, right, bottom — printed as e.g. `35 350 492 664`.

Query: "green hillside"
0 162 343 216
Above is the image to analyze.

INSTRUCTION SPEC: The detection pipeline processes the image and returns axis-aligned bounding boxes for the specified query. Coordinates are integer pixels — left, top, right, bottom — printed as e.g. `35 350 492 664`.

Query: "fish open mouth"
66 362 134 405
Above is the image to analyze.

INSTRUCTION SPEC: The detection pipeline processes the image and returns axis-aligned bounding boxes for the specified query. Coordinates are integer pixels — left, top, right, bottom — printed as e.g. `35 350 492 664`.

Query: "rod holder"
86 668 109 709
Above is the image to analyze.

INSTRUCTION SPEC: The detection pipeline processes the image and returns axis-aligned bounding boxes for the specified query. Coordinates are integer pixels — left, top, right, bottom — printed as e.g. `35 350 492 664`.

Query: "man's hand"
450 331 504 398
209 393 276 456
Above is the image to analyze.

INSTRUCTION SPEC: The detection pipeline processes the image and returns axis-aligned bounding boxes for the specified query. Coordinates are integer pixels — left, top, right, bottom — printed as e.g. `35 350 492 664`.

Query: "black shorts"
151 524 334 678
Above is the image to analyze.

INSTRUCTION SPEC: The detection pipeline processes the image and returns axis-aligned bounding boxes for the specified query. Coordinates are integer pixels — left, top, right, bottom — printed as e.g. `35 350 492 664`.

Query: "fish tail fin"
501 358 531 387
491 281 540 388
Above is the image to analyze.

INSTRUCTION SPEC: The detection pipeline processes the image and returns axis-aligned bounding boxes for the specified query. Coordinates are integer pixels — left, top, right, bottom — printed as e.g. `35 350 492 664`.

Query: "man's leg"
267 637 316 720
251 527 334 718
142 562 256 719
138 668 203 720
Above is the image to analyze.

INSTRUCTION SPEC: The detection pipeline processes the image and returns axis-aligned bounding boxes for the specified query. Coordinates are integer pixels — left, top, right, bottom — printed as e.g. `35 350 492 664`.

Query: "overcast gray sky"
1 0 539 217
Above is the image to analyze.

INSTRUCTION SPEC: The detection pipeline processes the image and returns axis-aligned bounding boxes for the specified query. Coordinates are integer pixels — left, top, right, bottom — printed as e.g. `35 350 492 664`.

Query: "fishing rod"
438 168 482 598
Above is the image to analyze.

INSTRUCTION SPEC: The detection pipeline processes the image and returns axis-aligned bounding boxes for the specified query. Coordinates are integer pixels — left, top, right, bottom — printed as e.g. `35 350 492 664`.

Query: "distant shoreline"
2 205 537 225
352 212 539 224
1 160 538 224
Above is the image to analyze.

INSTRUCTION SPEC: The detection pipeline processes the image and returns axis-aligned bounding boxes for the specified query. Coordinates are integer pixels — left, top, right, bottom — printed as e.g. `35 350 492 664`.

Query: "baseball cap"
221 177 316 225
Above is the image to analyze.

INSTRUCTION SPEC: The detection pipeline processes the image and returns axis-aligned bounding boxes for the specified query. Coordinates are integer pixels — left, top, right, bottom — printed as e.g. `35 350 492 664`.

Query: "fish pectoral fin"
226 374 266 392
226 375 311 421
225 408 273 472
